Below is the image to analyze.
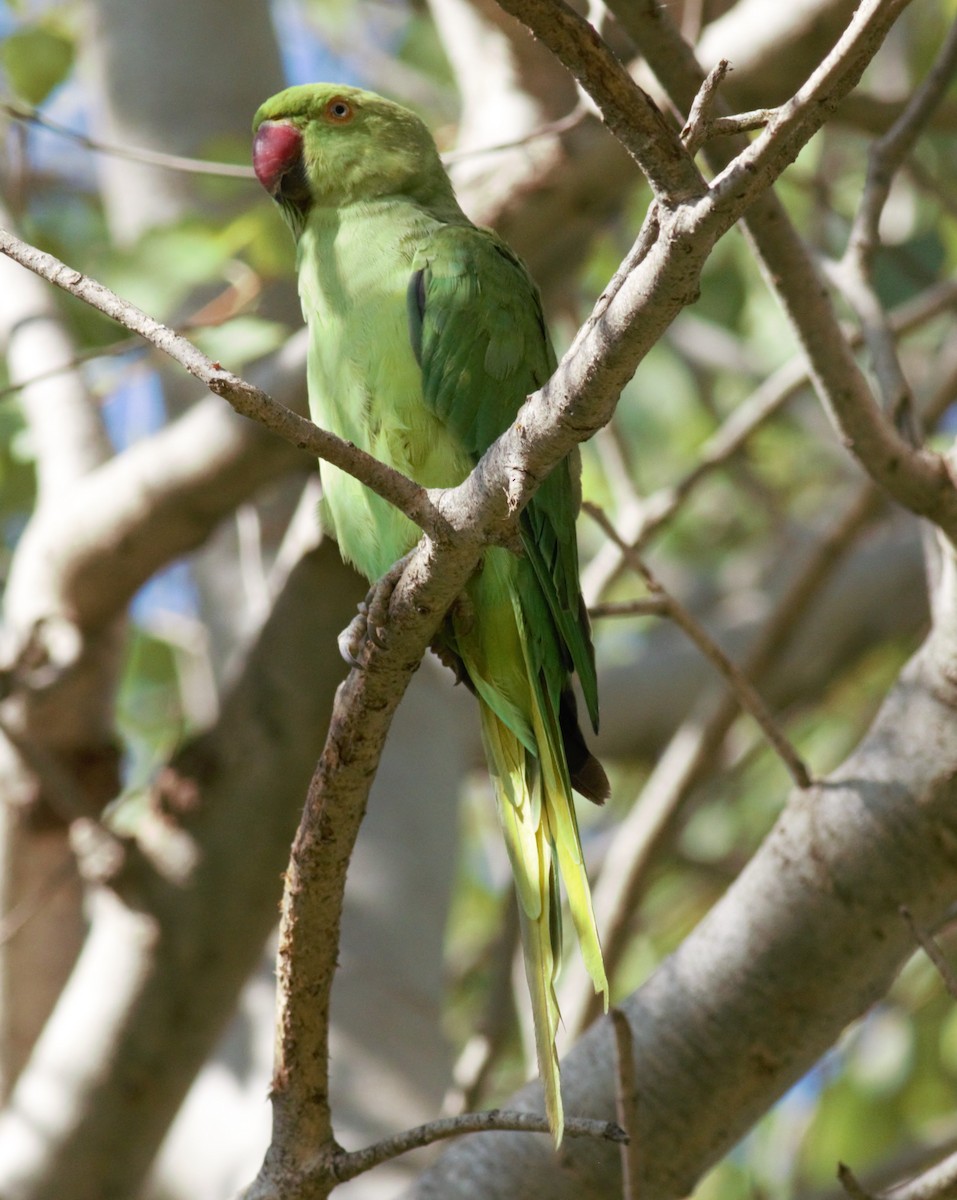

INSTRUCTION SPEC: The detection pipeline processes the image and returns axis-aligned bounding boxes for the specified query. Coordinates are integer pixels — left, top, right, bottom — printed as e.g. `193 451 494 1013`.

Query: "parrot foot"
337 553 414 666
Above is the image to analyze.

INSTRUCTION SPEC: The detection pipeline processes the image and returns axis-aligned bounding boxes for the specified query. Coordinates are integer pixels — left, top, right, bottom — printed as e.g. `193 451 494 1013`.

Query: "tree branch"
331 1110 626 1184
585 502 812 788
638 0 957 542
834 12 957 436
0 228 438 542
407 558 957 1198
493 0 706 205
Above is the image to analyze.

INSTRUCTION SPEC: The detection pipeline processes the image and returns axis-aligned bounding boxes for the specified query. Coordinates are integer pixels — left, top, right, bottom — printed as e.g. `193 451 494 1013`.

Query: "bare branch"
0 227 438 541
257 537 489 1191
899 905 957 1002
442 104 589 164
331 1110 627 1184
589 598 670 619
585 503 811 789
848 15 957 262
680 59 733 154
610 1009 641 1200
493 0 707 205
1 101 257 179
835 14 957 436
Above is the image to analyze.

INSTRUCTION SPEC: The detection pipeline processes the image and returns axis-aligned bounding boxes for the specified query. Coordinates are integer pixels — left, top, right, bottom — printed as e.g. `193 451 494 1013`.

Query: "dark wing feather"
409 224 600 733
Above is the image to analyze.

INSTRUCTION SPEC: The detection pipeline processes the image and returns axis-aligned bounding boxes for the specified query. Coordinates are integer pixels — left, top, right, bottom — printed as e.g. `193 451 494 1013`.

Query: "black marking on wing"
406 267 427 367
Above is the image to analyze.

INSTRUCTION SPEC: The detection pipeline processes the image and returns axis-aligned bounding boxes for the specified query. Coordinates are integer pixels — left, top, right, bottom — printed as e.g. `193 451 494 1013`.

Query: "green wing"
406 224 599 730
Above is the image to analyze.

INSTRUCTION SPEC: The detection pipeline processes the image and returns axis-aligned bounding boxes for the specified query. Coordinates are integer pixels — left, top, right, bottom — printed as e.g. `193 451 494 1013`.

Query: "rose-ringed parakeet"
252 83 608 1142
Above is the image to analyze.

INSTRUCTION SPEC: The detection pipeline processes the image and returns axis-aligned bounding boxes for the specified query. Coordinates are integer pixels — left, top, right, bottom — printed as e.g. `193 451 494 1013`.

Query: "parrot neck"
299 188 469 240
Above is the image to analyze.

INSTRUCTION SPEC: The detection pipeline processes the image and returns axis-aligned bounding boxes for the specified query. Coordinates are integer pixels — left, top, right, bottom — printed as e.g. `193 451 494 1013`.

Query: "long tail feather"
480 700 607 1145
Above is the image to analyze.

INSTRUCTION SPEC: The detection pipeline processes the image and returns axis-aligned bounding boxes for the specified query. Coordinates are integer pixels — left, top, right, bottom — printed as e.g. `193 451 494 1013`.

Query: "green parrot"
252 82 608 1142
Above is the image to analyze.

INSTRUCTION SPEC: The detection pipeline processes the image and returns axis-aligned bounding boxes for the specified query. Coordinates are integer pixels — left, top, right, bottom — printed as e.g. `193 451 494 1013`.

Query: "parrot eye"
324 96 355 124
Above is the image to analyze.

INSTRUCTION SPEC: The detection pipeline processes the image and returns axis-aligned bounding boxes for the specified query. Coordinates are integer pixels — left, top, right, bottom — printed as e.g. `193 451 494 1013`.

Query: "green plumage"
253 83 609 1142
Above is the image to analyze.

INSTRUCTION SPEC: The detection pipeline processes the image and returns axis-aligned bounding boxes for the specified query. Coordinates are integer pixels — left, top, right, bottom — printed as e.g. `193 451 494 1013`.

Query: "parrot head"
252 83 461 234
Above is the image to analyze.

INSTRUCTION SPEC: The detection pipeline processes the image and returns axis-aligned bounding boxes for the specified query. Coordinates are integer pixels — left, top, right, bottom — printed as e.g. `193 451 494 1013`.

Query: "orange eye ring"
324 96 355 124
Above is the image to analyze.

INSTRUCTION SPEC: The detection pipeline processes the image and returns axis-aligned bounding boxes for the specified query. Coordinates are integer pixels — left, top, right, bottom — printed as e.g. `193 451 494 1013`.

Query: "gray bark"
405 546 957 1199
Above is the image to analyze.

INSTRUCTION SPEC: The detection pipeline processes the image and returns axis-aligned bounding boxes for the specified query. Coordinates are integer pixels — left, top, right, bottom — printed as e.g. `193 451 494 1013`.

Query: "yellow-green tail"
480 702 609 1145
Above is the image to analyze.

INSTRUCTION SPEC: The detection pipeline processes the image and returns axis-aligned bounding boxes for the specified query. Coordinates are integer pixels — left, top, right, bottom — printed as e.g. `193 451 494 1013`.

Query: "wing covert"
409 223 600 731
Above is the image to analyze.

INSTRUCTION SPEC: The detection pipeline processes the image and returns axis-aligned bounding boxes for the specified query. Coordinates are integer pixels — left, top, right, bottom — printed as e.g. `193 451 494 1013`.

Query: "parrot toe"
337 601 371 666
337 552 415 666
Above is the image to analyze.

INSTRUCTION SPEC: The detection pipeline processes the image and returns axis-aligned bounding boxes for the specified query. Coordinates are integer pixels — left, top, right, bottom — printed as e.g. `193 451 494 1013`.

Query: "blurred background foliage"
2 1 957 1197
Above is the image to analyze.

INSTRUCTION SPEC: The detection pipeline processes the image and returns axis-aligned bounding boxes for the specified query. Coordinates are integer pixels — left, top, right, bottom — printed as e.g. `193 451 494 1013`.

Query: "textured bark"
406 553 957 1199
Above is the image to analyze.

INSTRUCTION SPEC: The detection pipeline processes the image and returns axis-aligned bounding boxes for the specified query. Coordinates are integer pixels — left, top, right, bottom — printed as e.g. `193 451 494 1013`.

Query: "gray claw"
338 602 370 667
337 552 413 666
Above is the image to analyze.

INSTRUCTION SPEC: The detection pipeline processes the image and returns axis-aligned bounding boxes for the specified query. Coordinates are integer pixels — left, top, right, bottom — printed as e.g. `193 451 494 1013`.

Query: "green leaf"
2 26 74 105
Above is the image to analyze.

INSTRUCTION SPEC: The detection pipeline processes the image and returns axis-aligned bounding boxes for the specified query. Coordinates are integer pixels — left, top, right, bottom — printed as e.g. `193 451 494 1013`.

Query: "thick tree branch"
3 341 307 636
0 203 118 1097
407 557 957 1199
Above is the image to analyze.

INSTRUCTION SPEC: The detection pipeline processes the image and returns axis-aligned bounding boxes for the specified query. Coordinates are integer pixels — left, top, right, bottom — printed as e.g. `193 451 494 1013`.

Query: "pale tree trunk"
406 569 957 1194
0 204 120 1096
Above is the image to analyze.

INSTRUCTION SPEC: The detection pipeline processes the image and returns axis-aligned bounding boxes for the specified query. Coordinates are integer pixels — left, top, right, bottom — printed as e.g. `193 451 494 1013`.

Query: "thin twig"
1 101 256 179
590 598 670 619
3 95 593 177
330 1109 628 1183
610 1009 641 1200
839 1162 877 1200
837 13 957 438
442 104 589 163
899 906 957 1001
849 15 957 263
681 59 732 154
708 109 781 137
584 502 812 790
0 225 441 539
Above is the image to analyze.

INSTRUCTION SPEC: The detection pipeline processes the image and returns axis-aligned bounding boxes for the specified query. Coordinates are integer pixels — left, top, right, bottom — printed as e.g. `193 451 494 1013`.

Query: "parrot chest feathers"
297 201 473 579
